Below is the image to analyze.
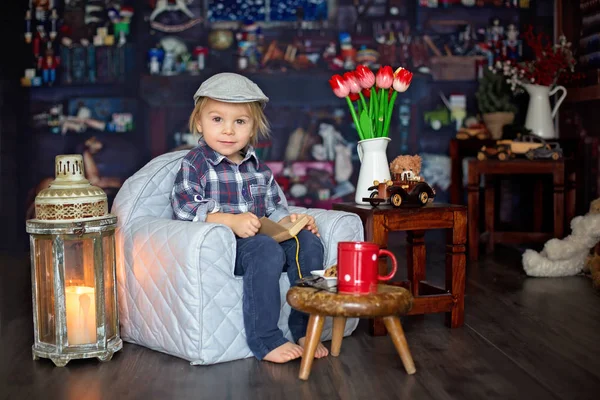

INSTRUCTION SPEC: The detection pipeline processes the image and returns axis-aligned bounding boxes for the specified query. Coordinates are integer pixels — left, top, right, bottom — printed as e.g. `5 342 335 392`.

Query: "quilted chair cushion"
112 151 364 365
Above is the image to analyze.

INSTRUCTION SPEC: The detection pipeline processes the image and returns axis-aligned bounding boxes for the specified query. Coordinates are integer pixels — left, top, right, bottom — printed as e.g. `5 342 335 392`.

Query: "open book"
258 215 309 243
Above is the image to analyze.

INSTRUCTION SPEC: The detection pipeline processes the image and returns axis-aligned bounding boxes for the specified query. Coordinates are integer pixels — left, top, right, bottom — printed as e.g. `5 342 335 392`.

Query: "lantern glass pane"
103 234 117 340
63 238 97 345
33 236 55 345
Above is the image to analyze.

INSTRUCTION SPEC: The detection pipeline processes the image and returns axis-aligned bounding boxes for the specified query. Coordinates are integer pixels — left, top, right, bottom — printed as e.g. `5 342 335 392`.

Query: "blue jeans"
234 230 324 360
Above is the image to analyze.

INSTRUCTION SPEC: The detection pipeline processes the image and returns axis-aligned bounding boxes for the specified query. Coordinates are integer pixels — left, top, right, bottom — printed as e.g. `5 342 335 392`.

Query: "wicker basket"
430 56 486 81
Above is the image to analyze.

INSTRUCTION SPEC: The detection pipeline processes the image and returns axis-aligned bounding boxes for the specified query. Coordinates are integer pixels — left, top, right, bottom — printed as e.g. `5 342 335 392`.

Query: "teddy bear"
389 154 424 181
523 197 600 289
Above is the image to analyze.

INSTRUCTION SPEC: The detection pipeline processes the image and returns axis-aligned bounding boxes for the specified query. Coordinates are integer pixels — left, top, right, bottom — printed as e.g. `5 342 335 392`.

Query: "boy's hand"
289 213 320 237
231 212 261 238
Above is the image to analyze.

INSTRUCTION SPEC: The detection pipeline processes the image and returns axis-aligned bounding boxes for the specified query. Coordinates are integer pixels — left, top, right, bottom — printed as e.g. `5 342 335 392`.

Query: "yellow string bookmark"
293 235 302 279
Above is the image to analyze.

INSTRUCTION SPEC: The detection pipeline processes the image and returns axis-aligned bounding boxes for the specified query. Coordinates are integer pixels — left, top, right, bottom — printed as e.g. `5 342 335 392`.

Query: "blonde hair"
188 97 270 145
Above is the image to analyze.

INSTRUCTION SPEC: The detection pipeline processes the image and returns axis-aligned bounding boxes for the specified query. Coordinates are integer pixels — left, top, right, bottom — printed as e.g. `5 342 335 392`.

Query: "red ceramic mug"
337 241 398 294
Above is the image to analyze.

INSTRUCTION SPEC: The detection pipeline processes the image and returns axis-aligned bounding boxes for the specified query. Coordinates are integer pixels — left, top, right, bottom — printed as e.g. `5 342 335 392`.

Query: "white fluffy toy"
522 212 600 277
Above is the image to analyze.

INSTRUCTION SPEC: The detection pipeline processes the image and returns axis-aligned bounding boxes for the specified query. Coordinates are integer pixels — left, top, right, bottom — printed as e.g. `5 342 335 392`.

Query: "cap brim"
194 95 268 108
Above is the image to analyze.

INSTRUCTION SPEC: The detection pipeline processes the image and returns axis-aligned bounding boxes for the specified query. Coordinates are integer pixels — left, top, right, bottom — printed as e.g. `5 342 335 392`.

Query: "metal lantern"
26 154 122 366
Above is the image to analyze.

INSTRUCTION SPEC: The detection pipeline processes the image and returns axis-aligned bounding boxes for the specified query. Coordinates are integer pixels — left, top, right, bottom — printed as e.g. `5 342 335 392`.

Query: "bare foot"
298 337 329 358
263 342 303 363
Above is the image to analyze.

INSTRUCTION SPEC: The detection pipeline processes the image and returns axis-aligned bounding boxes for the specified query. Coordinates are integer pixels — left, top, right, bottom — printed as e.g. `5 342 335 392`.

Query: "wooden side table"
286 285 416 380
467 159 574 262
450 138 582 208
449 138 496 204
332 203 467 334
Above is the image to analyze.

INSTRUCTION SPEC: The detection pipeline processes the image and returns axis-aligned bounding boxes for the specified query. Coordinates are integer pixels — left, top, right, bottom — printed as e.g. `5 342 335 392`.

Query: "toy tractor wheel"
391 193 402 207
369 191 380 207
477 152 487 161
419 191 429 205
551 152 560 160
498 152 507 161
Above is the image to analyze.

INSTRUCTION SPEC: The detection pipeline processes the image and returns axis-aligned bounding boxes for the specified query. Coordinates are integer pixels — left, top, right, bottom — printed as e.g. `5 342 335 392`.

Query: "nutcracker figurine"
32 0 52 42
39 46 60 85
502 24 522 62
486 17 504 64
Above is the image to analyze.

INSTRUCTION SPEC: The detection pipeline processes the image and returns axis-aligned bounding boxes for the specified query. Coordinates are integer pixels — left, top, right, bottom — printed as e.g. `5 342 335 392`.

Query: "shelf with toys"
21 1 147 203
22 1 141 135
404 0 545 159
417 1 528 11
21 1 136 89
26 81 135 103
19 0 557 212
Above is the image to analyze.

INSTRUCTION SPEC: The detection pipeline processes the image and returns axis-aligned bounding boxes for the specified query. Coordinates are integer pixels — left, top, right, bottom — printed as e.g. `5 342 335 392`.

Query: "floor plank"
465 251 600 400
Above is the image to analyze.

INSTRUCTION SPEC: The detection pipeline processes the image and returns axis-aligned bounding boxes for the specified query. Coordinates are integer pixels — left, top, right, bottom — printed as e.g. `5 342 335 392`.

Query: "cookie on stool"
324 265 337 277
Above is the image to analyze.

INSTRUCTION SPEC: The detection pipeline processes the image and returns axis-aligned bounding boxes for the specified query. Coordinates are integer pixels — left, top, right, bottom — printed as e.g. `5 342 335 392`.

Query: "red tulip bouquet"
328 65 413 141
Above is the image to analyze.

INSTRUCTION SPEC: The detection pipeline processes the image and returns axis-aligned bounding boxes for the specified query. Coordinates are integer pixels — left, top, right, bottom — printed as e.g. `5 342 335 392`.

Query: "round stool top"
286 284 413 318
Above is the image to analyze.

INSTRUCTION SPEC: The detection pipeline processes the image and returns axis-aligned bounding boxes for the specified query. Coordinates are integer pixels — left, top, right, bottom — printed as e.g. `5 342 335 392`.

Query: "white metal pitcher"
355 137 391 205
523 83 567 139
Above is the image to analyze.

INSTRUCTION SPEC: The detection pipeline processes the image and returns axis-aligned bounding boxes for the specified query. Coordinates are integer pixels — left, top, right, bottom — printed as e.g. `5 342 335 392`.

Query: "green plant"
475 69 518 114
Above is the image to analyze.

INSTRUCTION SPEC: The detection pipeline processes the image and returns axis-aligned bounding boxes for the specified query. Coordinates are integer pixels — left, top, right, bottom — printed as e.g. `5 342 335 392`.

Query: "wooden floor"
2 234 600 400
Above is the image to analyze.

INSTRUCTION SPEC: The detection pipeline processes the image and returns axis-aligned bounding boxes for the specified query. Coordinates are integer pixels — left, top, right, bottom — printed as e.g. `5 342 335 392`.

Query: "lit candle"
65 286 96 345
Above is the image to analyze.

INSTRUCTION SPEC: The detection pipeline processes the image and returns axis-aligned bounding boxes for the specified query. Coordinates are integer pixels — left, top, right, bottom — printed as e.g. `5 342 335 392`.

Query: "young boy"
171 73 328 363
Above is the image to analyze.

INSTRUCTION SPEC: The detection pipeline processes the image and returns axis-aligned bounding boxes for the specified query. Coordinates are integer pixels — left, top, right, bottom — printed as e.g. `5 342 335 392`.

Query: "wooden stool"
286 285 416 380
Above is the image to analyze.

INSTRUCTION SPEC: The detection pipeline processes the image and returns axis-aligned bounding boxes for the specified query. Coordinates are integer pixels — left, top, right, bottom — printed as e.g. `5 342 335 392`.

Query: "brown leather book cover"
258 215 309 243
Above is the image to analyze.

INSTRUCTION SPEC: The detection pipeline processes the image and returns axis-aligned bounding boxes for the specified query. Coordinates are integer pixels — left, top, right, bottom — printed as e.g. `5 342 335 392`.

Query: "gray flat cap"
193 72 269 107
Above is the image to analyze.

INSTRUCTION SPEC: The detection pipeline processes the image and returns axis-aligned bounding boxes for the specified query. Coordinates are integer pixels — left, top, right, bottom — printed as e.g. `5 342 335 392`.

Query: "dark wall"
1 1 29 252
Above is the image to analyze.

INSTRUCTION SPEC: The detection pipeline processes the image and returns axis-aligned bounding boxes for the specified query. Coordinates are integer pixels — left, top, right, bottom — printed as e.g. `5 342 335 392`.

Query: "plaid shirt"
171 139 289 223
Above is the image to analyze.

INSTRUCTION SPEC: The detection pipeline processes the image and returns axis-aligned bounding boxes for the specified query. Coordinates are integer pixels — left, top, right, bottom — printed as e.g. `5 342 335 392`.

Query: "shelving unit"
410 1 538 157
21 0 557 211
26 83 135 103
24 76 145 203
555 0 600 206
566 83 600 103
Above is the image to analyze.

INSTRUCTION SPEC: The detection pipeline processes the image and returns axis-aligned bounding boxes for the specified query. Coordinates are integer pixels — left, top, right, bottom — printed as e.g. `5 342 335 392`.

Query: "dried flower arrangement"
490 26 580 93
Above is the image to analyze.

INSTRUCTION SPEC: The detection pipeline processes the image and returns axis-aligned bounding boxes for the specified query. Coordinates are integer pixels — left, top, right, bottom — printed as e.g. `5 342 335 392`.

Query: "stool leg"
383 316 416 375
331 317 346 357
299 314 325 380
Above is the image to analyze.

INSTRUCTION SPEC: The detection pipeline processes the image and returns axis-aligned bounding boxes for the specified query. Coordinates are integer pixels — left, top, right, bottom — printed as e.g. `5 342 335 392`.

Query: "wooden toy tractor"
363 173 436 208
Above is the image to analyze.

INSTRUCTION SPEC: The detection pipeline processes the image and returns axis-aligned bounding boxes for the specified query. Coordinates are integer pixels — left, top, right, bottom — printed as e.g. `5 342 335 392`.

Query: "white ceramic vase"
355 137 391 205
523 83 567 139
